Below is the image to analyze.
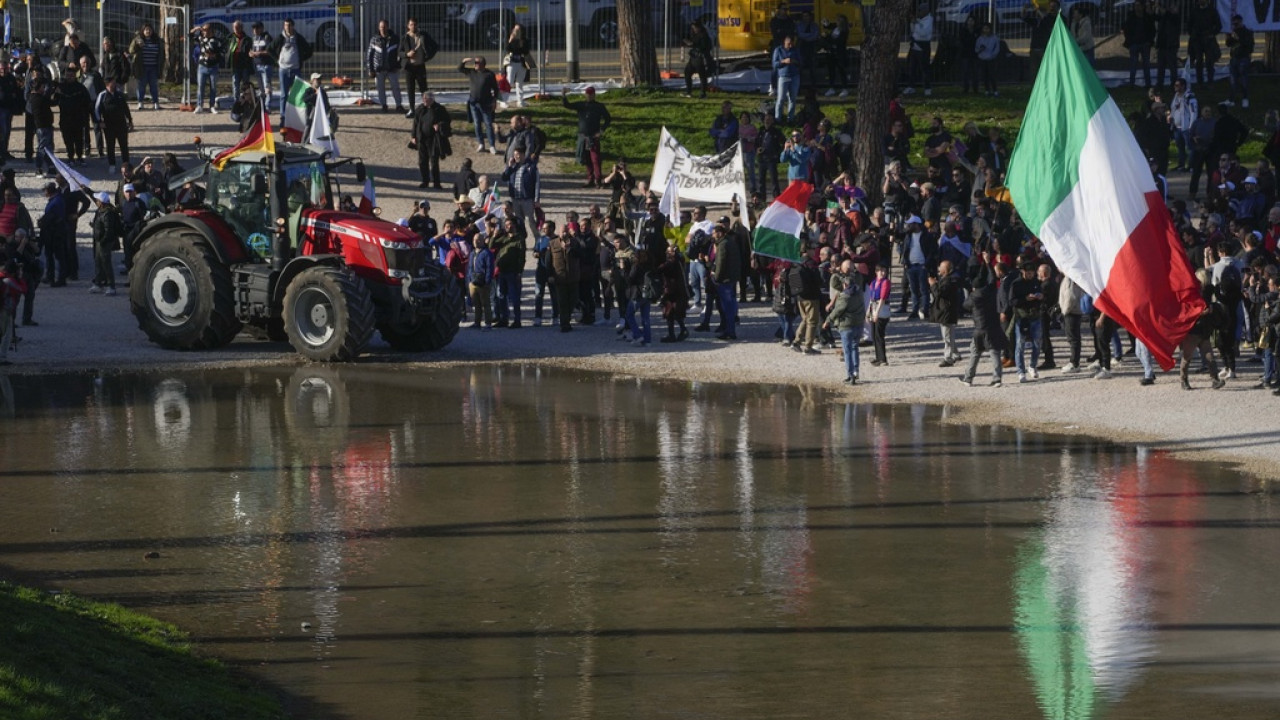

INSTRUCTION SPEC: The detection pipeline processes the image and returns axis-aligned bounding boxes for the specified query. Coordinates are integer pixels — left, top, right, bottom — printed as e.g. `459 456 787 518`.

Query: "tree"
161 0 185 84
852 0 916 205
618 0 660 86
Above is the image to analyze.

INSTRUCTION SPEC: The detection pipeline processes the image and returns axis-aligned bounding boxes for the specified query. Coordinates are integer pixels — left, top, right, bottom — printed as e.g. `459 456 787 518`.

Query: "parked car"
441 0 623 48
193 0 357 51
935 0 1107 30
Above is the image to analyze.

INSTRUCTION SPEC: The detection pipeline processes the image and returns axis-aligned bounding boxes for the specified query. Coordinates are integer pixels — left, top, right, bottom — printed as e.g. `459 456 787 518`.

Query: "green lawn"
0 582 286 720
516 79 1277 177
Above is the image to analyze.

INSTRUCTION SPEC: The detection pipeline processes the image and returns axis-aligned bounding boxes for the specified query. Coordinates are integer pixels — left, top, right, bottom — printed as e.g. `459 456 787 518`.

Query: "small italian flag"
1006 18 1203 370
281 77 309 143
357 171 376 215
751 181 812 262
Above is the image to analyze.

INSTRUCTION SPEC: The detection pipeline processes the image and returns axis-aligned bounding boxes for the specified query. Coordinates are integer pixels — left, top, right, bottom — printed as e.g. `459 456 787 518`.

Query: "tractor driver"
229 172 269 240
285 178 312 252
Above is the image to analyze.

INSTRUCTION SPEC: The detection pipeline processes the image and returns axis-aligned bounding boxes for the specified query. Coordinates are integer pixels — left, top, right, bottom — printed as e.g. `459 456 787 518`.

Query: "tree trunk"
160 0 185 84
852 0 915 206
618 0 660 86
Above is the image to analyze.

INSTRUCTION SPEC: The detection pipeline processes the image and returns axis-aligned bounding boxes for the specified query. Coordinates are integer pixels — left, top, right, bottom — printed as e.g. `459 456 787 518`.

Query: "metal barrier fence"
0 0 1236 93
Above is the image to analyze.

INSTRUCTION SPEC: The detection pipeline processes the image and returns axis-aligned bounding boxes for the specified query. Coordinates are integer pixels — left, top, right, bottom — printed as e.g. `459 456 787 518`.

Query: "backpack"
797 263 822 299
422 33 439 62
1218 262 1242 300
687 229 711 260
844 286 865 321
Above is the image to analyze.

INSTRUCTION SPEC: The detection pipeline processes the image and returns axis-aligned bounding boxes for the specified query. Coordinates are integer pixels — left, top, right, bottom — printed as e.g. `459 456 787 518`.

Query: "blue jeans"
1173 128 1192 168
774 74 799 122
278 67 300 124
1229 56 1249 102
498 271 522 324
626 299 651 343
778 313 796 342
840 328 861 380
136 66 160 104
196 65 219 109
906 264 928 315
1015 318 1041 374
742 151 757 194
715 281 738 337
34 127 53 172
231 67 251 102
1263 346 1276 384
469 101 496 148
1135 339 1155 379
255 65 273 107
687 260 707 305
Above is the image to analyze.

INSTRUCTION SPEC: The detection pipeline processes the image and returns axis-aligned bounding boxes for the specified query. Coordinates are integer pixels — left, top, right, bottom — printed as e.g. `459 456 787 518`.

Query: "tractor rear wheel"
129 230 241 350
283 266 375 362
379 278 465 351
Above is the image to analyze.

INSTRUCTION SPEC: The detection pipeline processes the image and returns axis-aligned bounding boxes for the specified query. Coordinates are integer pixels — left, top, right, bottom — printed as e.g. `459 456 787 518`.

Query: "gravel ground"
5 104 1278 479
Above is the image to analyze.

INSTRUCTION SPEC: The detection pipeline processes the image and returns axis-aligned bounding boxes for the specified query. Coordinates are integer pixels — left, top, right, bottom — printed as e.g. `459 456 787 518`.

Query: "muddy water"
1 367 1279 720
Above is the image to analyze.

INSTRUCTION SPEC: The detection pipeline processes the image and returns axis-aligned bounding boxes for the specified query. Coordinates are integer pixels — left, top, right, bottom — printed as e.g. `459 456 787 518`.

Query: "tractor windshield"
206 161 272 256
283 160 333 211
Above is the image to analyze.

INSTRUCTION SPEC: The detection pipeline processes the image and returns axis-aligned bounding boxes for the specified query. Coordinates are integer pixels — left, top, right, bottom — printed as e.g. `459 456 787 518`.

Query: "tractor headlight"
379 238 413 251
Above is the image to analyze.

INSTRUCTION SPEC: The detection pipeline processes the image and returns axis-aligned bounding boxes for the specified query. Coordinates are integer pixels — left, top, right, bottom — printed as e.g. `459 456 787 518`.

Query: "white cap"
906 215 923 224
123 183 135 192
310 72 322 81
396 218 409 227
95 191 110 204
1218 182 1236 191
1244 176 1258 184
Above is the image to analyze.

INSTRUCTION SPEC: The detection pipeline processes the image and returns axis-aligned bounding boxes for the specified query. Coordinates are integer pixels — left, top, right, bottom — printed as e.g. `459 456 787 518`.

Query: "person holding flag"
90 191 123 296
1005 16 1204 370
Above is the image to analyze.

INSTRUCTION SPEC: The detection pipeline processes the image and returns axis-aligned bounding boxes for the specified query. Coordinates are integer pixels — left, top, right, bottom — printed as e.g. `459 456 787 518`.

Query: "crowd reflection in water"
0 366 1264 719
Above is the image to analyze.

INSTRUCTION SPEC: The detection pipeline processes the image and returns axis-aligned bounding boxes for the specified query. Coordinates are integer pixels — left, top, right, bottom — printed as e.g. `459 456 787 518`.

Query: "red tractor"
128 145 464 361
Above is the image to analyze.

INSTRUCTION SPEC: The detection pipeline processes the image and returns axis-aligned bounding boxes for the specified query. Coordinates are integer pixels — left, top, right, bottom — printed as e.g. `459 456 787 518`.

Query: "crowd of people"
1 10 1279 395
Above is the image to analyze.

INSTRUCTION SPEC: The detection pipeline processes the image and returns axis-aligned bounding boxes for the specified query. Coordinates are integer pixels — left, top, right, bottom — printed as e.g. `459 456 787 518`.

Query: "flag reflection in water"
1014 451 1157 720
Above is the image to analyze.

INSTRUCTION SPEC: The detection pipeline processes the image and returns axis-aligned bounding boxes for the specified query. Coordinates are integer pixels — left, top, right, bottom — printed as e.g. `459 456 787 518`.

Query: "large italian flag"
1006 19 1204 370
752 181 813 262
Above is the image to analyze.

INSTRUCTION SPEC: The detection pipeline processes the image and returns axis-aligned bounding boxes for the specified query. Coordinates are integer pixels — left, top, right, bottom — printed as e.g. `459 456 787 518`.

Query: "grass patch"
511 81 1279 178
0 582 286 720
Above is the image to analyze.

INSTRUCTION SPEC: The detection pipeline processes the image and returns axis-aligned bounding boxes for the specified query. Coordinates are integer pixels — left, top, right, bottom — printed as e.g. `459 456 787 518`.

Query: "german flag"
212 105 276 170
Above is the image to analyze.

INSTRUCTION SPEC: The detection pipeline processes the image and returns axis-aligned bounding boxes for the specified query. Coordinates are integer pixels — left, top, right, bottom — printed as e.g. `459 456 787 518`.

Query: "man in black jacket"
27 76 56 178
0 62 21 162
959 254 1006 386
56 68 91 166
94 77 133 173
1008 260 1044 382
929 259 964 366
562 86 612 188
411 92 451 190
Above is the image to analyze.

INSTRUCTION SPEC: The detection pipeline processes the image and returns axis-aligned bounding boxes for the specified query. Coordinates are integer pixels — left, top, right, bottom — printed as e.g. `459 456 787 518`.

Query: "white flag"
658 170 680 226
308 89 339 158
45 149 92 193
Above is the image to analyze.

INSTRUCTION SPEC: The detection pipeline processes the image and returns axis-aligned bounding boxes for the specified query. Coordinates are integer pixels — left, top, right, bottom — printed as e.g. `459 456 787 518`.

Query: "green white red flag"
282 77 309 143
751 181 812 262
1006 18 1204 370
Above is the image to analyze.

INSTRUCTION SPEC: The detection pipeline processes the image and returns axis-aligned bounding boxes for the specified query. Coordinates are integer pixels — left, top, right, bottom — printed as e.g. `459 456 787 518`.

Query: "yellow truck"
717 0 867 53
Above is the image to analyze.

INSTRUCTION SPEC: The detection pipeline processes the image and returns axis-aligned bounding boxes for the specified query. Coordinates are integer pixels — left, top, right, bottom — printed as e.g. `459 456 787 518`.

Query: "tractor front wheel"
129 230 241 350
282 266 375 362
